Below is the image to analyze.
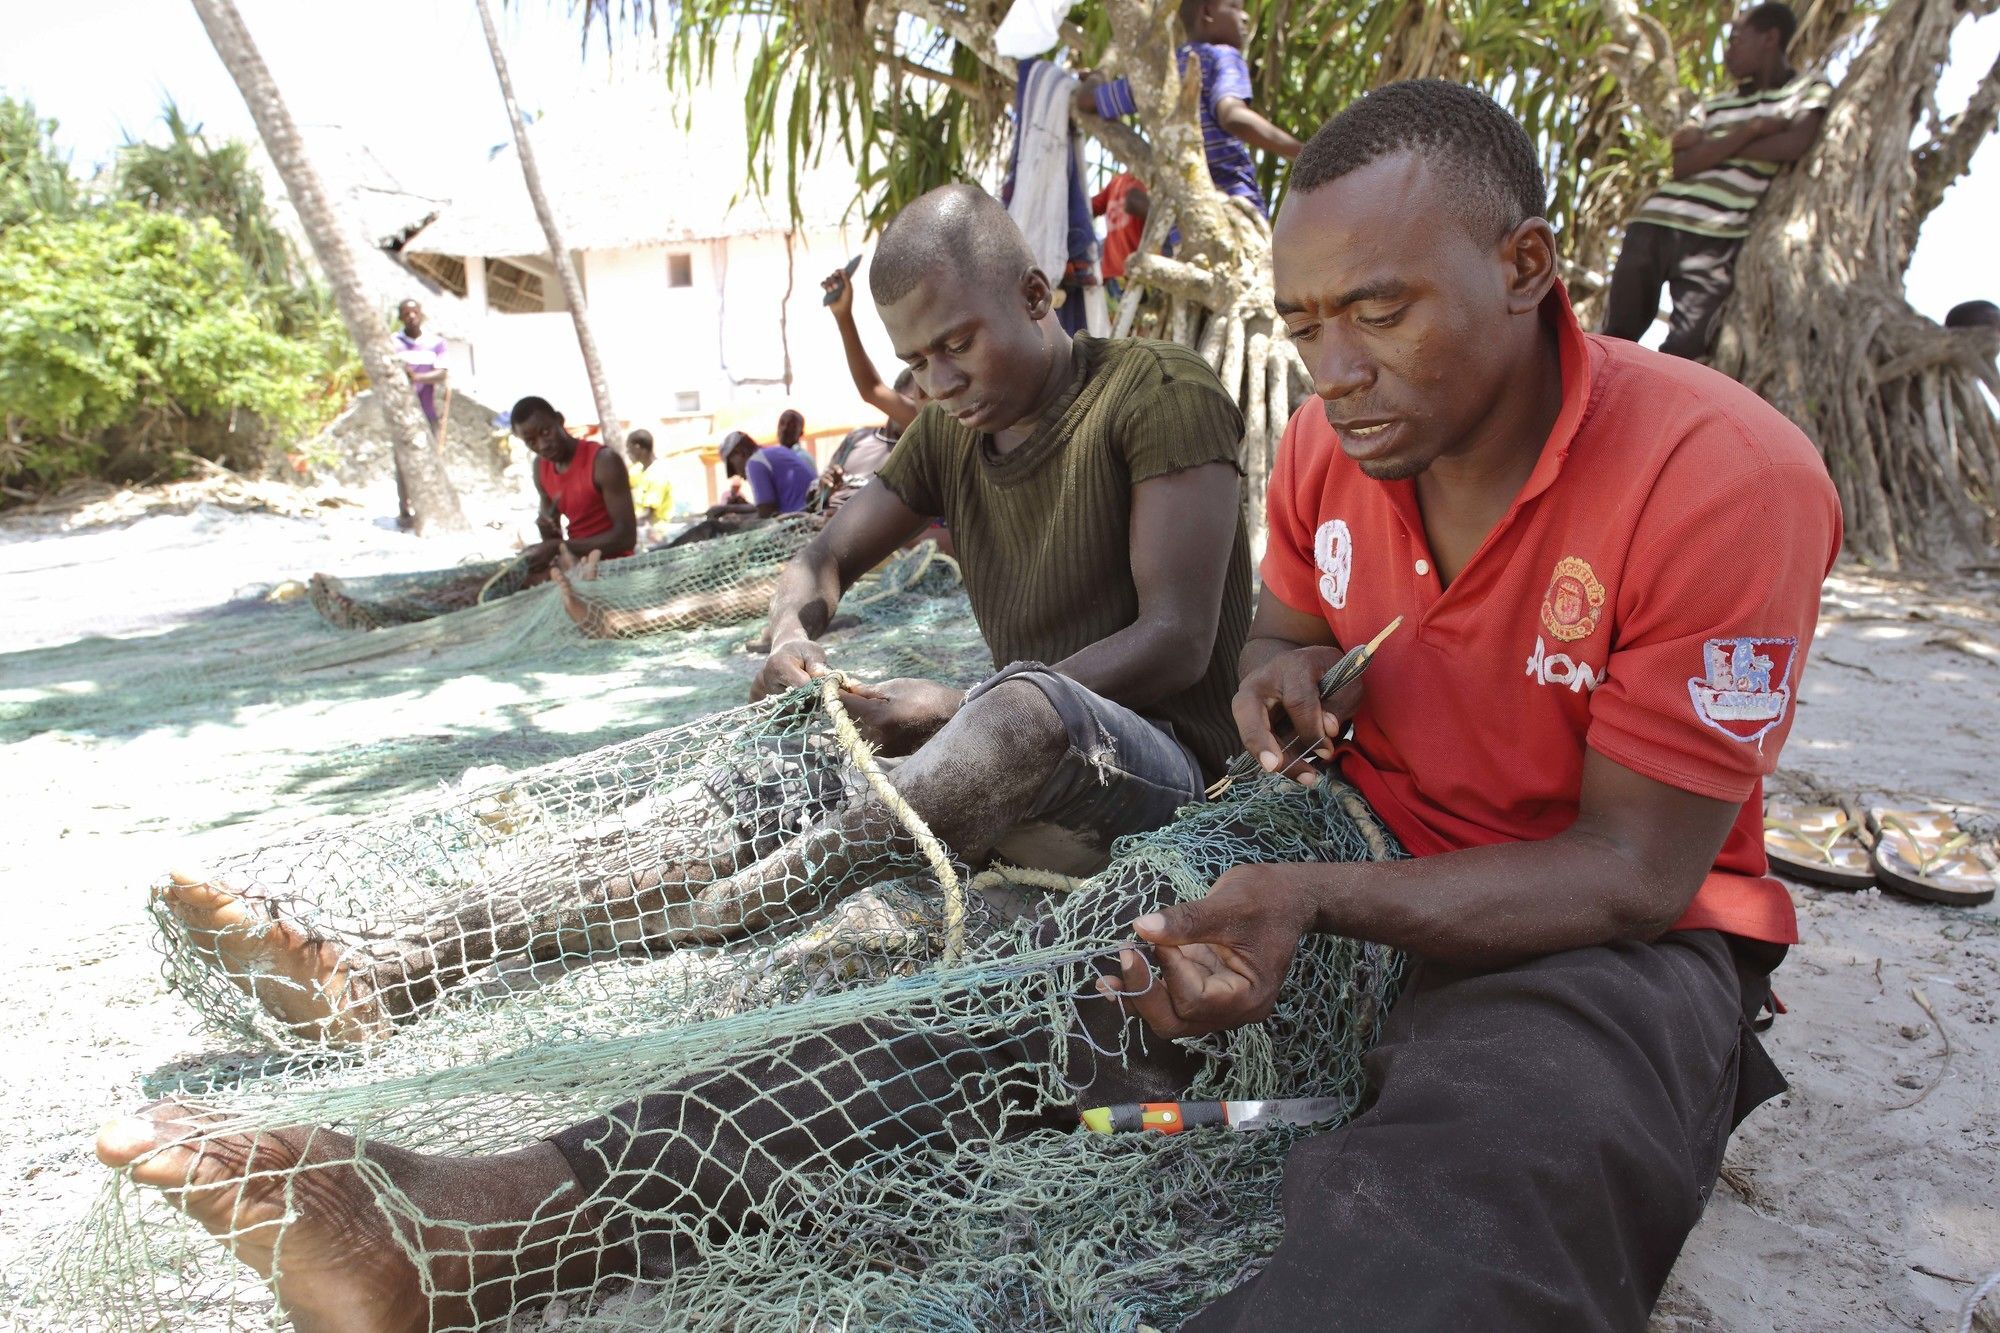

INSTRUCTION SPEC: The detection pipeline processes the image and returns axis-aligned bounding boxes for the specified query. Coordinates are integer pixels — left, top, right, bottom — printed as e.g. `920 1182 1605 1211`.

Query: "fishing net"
304 516 819 638
42 684 1405 1332
0 526 986 799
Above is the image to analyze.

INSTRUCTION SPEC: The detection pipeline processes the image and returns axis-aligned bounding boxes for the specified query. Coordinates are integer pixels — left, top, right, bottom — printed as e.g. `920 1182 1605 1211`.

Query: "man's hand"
520 538 561 572
1670 125 1703 150
821 268 856 319
834 677 964 756
752 639 832 701
1231 644 1365 784
1097 865 1318 1038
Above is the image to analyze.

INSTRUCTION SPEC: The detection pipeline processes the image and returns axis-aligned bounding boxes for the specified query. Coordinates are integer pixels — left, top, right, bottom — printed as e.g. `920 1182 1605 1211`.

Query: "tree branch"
887 53 981 97
1909 46 2000 233
889 0 1016 80
1074 108 1156 176
1124 253 1222 306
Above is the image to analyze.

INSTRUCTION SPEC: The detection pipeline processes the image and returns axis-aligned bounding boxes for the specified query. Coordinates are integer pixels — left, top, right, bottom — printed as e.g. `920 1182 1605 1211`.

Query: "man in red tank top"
511 396 637 568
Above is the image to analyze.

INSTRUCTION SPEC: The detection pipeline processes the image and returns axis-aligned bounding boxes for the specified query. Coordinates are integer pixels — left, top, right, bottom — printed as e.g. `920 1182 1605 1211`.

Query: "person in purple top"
1079 0 1301 217
390 299 449 529
732 432 818 516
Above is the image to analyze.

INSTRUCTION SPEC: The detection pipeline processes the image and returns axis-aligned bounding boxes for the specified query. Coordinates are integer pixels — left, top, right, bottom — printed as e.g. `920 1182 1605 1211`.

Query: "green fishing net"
0 526 987 800
40 684 1404 1331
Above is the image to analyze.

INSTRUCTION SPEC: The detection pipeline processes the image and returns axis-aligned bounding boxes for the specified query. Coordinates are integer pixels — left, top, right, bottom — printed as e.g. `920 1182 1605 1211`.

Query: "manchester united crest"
1540 556 1605 642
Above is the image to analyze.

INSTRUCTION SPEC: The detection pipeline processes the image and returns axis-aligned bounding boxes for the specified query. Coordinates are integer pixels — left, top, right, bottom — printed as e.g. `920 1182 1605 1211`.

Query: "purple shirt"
1093 43 1266 216
745 443 818 514
394 329 448 423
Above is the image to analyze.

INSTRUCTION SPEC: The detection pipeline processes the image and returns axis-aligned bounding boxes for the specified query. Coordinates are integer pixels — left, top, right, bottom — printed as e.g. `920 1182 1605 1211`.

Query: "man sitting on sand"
100 87 1839 1331
307 396 638 630
141 181 1249 1043
625 429 674 542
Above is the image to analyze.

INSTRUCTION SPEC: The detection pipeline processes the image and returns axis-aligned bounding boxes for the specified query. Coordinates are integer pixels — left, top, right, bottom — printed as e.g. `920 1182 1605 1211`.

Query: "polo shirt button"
1414 559 1431 577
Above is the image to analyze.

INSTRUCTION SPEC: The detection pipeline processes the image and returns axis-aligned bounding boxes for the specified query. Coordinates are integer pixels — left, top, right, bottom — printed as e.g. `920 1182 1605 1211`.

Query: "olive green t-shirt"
875 334 1252 780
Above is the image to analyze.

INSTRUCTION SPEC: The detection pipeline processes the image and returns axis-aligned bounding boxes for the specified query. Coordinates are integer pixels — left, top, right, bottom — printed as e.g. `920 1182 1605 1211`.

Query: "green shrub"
0 206 326 493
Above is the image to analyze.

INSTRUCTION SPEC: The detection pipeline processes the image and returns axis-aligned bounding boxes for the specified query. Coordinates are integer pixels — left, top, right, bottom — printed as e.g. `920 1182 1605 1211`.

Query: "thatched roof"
403 86 859 259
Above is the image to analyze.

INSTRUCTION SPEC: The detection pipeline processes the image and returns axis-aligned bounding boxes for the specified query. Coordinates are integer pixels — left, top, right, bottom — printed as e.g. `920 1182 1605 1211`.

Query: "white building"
397 82 895 502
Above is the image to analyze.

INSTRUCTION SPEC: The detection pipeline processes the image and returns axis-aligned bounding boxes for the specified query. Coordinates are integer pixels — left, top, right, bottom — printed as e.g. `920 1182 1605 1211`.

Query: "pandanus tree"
589 0 1995 560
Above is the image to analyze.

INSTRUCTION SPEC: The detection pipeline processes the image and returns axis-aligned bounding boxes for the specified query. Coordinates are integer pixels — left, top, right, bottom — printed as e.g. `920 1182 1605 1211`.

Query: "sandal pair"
1764 802 1996 907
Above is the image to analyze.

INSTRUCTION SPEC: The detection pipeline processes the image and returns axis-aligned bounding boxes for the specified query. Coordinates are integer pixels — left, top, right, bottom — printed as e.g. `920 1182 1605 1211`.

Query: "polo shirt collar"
1515 280 1595 509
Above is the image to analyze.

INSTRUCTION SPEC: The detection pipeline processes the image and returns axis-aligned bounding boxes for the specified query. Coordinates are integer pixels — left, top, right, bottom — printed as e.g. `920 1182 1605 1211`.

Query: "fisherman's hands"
520 538 562 572
1231 645 1364 785
821 268 856 319
752 638 831 701
836 676 964 756
1098 866 1318 1038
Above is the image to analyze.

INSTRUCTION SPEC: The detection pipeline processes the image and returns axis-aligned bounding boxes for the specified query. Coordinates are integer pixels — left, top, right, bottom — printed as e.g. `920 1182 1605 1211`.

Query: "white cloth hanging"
994 0 1074 58
1006 60 1078 287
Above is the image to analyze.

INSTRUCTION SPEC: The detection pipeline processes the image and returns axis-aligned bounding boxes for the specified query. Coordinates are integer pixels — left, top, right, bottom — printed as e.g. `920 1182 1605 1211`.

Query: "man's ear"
1022 266 1055 320
1498 217 1559 315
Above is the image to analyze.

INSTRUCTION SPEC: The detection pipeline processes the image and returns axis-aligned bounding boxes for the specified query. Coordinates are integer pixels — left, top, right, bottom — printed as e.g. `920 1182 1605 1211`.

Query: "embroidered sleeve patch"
1688 637 1797 742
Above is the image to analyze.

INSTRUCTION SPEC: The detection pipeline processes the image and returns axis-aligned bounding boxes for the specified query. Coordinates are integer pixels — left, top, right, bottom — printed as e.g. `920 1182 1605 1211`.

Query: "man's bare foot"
307 573 376 632
550 567 614 639
158 871 390 1045
96 1102 591 1333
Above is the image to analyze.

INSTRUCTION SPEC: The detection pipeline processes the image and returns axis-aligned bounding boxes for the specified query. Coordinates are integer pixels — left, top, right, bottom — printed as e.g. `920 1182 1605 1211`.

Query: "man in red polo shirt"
1104 81 1841 1329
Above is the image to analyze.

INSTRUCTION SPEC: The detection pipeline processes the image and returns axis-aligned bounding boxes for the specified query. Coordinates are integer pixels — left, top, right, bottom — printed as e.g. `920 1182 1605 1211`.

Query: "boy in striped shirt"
1603 2 1832 359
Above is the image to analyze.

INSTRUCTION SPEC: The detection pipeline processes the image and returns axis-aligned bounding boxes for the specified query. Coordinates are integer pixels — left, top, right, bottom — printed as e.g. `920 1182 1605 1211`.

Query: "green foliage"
0 93 78 229
0 206 324 493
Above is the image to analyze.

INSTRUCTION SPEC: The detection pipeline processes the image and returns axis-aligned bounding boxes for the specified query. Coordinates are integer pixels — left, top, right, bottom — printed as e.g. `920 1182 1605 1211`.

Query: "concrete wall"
452 225 908 516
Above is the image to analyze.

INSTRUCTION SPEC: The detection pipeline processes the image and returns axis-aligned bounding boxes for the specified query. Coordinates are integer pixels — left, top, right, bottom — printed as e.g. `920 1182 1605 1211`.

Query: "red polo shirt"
1263 285 1841 944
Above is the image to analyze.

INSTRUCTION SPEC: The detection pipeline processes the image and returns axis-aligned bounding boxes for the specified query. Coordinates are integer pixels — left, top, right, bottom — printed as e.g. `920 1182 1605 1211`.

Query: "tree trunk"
187 0 466 534
474 0 623 450
1711 0 2000 564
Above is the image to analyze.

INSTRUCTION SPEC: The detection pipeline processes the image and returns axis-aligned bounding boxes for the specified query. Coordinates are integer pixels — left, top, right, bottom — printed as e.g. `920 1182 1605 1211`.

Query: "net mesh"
0 526 987 797
38 684 1405 1332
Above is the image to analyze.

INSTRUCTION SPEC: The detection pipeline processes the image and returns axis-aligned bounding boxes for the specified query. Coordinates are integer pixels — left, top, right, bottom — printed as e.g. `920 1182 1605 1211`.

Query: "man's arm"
1733 108 1826 166
533 466 560 543
1213 97 1302 160
750 481 931 699
823 268 921 429
1670 113 1789 178
1047 462 1242 709
1102 750 1740 1037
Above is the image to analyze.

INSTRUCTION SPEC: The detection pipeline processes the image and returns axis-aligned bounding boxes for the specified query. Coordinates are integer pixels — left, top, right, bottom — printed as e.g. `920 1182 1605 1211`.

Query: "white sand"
1 482 1995 1330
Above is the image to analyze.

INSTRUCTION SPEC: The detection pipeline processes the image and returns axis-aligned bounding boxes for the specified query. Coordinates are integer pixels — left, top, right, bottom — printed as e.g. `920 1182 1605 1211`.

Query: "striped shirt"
1632 72 1834 240
874 336 1251 779
1093 43 1266 216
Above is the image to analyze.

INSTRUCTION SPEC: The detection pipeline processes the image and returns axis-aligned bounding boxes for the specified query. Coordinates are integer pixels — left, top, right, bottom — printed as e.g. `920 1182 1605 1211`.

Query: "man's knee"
950 674 1068 764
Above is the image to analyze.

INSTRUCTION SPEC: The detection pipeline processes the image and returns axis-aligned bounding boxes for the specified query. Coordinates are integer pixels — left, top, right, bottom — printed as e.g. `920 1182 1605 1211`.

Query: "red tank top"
537 439 630 556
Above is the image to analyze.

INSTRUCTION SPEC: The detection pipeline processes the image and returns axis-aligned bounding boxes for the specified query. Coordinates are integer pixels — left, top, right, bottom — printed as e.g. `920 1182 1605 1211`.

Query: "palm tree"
474 0 623 450
589 0 1995 563
187 0 467 533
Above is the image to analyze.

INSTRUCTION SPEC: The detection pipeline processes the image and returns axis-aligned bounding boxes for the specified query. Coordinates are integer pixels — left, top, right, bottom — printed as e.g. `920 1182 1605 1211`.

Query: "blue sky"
2 0 1994 320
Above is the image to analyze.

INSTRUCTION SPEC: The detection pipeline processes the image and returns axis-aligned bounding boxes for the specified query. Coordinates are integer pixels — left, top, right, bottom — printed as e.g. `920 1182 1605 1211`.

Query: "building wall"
457 226 907 515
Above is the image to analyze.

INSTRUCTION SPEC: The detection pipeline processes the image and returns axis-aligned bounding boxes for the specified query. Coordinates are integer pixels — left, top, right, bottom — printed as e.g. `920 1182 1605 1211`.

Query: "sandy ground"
0 478 1996 1331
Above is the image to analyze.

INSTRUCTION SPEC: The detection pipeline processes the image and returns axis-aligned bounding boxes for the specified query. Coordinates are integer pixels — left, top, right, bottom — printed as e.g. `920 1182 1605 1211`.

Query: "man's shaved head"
869 184 1040 307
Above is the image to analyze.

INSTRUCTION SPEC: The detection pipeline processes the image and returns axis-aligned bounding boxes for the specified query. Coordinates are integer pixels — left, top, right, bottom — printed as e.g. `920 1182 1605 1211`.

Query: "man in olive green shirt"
755 182 1252 876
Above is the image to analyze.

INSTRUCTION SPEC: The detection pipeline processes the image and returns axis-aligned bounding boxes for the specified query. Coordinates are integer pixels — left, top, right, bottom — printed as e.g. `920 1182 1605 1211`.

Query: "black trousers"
1602 220 1743 360
551 927 1782 1323
1182 929 1785 1332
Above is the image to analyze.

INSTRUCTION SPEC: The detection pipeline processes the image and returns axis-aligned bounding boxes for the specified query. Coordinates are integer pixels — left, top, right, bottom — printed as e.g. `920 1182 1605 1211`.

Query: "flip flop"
1866 807 1997 907
1763 801 1876 892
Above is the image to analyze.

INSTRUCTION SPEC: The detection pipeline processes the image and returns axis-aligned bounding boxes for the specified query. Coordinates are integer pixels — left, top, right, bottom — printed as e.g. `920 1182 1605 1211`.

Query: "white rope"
817 673 967 962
